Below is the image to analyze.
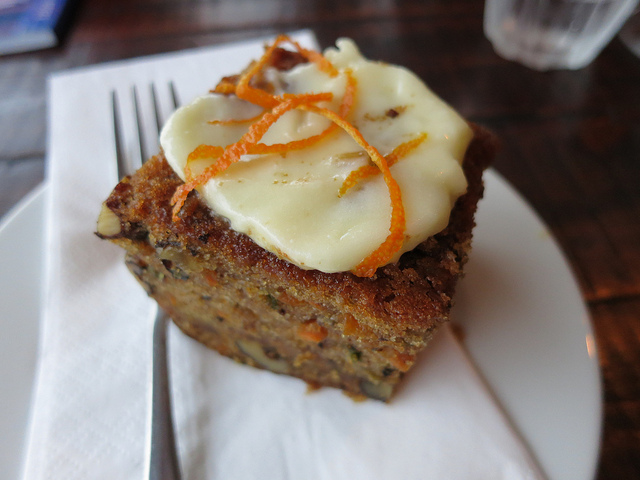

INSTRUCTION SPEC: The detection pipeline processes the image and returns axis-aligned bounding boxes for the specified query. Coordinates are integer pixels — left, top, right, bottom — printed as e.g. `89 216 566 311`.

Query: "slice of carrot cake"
96 36 496 401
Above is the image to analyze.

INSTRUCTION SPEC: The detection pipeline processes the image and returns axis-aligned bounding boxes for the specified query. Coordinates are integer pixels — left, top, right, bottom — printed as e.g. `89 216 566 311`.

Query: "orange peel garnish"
284 37 339 77
234 34 340 109
235 41 283 109
184 144 225 181
249 70 356 155
171 35 408 277
339 132 427 196
212 81 237 95
385 132 428 165
171 92 332 219
299 104 406 277
208 112 265 126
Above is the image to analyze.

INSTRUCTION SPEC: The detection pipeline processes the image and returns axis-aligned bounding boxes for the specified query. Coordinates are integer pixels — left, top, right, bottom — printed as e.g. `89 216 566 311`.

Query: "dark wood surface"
1 0 639 478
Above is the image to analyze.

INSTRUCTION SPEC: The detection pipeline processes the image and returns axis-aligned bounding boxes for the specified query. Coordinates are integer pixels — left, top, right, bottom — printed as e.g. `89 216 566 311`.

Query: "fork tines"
112 82 180 180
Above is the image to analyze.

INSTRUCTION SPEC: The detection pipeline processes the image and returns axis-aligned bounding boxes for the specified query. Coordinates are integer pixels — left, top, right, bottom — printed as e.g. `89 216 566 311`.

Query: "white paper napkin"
24 31 546 480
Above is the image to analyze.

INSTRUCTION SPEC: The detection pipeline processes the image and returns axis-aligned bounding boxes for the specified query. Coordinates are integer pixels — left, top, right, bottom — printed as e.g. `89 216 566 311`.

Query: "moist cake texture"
96 38 496 401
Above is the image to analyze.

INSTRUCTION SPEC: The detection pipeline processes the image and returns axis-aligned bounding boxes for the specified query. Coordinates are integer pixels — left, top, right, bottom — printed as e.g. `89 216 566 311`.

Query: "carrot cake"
96 36 496 401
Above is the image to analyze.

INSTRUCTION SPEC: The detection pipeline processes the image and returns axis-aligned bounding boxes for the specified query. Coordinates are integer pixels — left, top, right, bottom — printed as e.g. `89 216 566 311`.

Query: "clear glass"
484 0 640 70
620 10 640 57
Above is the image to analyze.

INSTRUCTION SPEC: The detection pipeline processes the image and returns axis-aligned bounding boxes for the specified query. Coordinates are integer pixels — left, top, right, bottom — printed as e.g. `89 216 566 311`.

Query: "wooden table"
1 0 638 478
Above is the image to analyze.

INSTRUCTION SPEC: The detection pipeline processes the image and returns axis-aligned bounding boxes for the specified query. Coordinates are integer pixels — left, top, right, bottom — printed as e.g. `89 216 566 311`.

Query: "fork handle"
148 308 182 480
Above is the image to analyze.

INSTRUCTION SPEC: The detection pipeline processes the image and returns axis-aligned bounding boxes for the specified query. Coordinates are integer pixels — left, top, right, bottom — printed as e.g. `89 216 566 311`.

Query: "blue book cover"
0 0 75 55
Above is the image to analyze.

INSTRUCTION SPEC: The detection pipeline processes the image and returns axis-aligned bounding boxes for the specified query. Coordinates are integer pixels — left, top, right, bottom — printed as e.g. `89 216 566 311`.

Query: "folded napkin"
24 31 545 480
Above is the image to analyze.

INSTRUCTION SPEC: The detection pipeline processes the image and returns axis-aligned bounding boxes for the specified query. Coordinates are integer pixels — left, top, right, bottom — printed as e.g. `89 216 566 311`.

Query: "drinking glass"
620 10 640 57
484 0 640 70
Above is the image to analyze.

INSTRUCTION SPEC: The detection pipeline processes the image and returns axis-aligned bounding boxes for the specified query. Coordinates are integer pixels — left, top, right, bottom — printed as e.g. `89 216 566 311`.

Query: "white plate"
0 170 601 480
0 184 46 480
454 171 602 480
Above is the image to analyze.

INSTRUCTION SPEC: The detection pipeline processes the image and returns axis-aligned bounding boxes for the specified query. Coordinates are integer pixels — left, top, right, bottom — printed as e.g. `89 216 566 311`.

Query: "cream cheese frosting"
160 38 472 273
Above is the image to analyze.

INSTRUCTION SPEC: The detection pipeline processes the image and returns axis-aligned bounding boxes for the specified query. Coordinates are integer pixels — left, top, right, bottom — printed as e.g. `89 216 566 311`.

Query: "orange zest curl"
235 41 283 109
207 112 265 126
249 70 356 156
170 35 407 277
234 35 340 109
184 144 224 181
339 132 427 196
299 104 407 277
212 81 237 95
385 132 428 166
285 38 339 77
171 92 331 219
339 69 357 117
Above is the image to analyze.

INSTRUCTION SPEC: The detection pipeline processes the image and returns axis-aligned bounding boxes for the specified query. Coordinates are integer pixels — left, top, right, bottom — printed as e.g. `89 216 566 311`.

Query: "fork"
112 83 183 480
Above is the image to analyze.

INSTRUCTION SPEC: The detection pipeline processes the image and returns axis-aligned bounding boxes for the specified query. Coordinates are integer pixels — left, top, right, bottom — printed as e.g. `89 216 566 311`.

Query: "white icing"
160 39 472 273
